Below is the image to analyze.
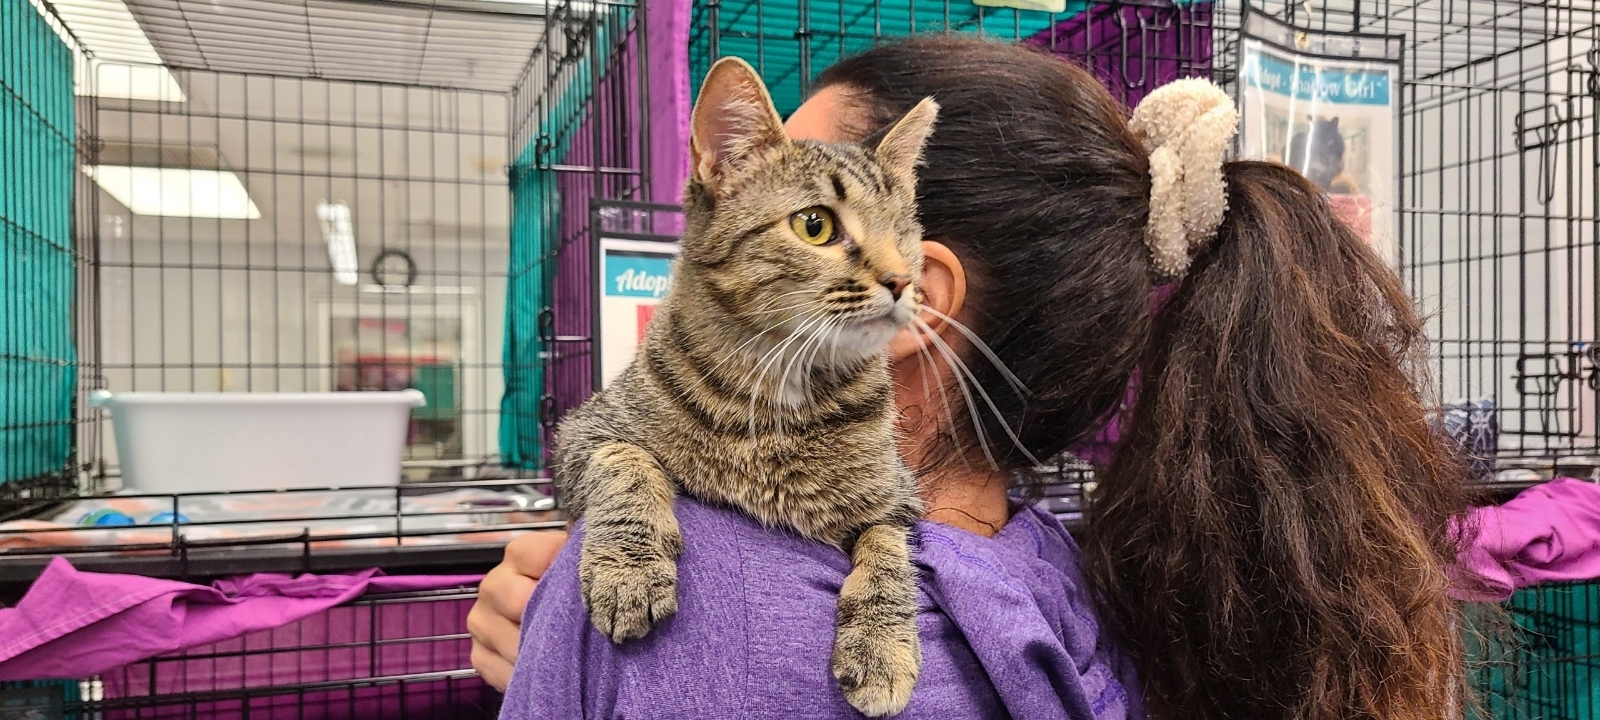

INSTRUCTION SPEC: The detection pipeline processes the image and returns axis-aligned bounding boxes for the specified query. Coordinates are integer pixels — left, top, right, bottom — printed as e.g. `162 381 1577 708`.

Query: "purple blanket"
0 557 480 680
1454 478 1600 601
502 499 1142 719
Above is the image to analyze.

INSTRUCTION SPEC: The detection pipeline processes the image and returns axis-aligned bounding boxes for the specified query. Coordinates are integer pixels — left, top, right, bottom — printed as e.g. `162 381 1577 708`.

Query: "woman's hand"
468 531 569 691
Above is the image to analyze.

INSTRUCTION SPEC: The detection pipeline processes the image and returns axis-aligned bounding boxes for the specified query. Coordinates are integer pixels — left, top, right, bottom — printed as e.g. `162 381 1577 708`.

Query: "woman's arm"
467 531 568 691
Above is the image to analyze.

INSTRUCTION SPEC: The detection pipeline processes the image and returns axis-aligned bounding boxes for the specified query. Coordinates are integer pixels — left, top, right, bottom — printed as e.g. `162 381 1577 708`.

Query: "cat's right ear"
873 97 939 182
690 57 788 198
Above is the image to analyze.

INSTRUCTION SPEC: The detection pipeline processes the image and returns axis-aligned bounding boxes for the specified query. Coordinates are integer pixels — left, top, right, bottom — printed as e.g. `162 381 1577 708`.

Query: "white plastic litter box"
90 390 426 494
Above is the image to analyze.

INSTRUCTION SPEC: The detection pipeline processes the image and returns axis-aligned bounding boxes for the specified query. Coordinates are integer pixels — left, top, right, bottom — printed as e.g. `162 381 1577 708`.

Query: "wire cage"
3 0 534 498
684 0 1599 482
1473 579 1600 720
0 0 1596 711
0 0 663 502
1 0 90 504
689 0 1219 117
0 0 654 532
1385 0 1599 472
504 0 678 464
1232 0 1600 478
1 586 498 719
75 4 535 484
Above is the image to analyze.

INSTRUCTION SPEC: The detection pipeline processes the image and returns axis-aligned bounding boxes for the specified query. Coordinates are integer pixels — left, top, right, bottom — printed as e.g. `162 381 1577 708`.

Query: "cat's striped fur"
553 58 938 716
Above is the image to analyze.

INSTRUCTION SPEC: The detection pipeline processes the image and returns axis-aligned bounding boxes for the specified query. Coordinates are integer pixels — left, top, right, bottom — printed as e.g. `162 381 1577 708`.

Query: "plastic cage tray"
0 479 564 583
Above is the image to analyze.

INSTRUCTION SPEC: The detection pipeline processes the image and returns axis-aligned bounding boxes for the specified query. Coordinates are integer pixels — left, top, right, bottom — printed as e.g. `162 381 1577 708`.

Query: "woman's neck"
919 466 1013 538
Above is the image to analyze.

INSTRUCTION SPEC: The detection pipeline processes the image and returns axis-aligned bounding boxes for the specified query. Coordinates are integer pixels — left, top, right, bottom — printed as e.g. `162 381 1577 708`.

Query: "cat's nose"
878 273 911 301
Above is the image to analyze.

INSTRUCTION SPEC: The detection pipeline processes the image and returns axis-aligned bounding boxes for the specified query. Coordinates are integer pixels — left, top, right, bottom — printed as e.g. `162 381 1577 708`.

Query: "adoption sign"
1242 50 1393 106
1239 14 1401 266
596 237 678 390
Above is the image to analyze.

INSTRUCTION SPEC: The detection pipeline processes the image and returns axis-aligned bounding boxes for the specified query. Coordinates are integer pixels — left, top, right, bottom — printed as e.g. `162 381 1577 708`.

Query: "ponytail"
1084 161 1471 720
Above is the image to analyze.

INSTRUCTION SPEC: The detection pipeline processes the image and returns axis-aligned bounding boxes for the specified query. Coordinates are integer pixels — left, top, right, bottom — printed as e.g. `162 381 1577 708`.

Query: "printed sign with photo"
596 238 678 390
1239 13 1401 266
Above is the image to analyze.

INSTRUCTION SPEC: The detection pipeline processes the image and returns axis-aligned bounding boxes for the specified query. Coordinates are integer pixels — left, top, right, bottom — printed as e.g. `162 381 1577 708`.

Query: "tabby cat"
553 57 938 716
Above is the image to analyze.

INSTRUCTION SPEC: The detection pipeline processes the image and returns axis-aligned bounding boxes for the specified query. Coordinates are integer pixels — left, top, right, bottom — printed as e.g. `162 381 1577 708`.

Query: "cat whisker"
914 317 1042 468
712 305 825 382
753 288 818 311
807 316 844 397
795 314 844 400
691 311 816 401
740 311 819 398
746 301 820 317
918 306 1030 403
780 318 829 406
746 310 830 436
914 317 998 471
911 335 966 469
827 315 844 371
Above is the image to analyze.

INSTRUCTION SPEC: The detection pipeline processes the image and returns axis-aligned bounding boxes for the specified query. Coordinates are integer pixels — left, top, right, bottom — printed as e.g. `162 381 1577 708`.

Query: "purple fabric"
646 0 692 211
501 499 1142 719
95 680 496 720
1452 478 1600 602
97 592 491 720
0 557 480 680
1025 3 1215 110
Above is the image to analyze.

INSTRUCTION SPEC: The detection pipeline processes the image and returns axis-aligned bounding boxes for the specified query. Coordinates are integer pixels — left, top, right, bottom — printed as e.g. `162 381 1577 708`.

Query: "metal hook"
1116 10 1141 90
1513 101 1571 206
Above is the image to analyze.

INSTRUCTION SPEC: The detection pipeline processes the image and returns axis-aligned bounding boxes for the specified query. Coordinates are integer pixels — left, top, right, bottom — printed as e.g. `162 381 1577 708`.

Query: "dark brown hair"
817 36 1471 720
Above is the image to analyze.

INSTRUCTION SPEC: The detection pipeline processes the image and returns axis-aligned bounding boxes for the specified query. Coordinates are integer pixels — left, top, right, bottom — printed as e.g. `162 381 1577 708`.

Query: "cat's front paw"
579 553 678 643
831 621 921 716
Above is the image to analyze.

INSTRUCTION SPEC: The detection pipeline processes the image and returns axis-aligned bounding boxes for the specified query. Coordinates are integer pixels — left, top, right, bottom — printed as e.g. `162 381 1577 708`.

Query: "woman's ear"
888 240 967 363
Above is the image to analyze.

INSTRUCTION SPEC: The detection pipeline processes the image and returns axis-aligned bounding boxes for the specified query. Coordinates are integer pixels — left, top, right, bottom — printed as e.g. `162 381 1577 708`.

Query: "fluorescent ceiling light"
84 166 262 220
452 0 597 13
86 62 186 103
317 202 361 286
28 0 186 102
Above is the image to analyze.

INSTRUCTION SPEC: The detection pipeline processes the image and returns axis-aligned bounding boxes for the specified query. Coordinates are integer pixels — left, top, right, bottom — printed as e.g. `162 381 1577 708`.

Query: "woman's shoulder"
914 505 1144 720
502 499 1125 720
501 499 866 720
662 501 1019 719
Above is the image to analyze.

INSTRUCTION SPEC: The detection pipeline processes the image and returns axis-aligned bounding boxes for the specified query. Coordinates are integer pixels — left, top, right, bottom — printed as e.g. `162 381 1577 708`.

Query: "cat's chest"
645 421 904 542
654 425 892 486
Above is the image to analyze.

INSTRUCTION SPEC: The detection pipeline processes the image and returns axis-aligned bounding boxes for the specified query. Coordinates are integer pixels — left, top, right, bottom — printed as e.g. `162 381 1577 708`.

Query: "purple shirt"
501 499 1143 719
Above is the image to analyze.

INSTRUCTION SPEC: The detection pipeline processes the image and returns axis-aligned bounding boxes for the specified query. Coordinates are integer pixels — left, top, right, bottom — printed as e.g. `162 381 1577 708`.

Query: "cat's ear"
1329 116 1340 128
873 97 939 180
689 57 787 195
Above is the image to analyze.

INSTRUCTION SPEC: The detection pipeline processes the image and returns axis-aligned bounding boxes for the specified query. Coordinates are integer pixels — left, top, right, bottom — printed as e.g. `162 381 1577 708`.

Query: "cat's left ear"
690 57 788 197
873 97 940 181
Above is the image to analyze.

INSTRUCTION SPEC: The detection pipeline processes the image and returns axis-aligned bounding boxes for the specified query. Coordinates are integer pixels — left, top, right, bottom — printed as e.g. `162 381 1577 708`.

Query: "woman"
472 37 1470 720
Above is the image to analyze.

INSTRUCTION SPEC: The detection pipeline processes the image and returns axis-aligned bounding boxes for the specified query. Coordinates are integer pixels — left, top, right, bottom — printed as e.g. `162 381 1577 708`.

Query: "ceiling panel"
122 0 546 92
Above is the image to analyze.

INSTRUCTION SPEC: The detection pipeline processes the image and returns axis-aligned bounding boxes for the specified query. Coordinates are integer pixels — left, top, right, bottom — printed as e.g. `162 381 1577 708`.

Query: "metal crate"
680 0 1599 481
3 586 497 720
1473 580 1600 720
0 0 661 495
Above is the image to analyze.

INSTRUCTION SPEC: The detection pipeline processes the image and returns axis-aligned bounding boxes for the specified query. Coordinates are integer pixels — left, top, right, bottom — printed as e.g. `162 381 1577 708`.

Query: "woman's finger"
468 531 568 690
468 577 526 690
503 530 569 579
470 646 513 692
480 557 538 625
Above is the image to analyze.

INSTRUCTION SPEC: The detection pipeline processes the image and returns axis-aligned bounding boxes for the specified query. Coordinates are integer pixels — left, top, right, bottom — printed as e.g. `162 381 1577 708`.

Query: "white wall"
1404 33 1598 457
85 71 515 470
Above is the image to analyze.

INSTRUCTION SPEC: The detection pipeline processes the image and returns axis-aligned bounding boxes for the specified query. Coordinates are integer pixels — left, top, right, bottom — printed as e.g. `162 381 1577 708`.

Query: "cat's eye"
788 207 837 246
